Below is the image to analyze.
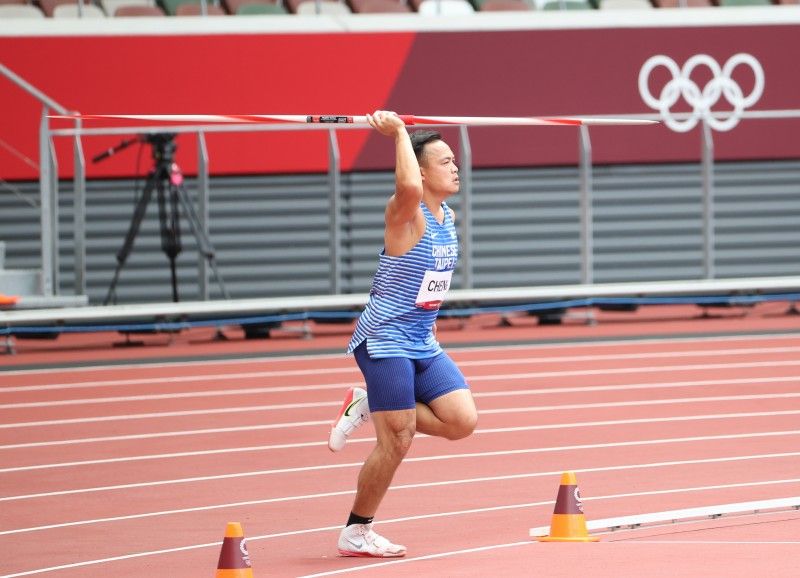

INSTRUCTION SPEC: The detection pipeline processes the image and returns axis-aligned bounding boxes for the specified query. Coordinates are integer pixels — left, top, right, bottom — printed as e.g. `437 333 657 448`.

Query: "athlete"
327 110 478 558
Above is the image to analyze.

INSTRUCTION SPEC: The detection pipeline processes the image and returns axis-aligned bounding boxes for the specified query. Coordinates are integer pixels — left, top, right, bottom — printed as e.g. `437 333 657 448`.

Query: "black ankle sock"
346 512 374 527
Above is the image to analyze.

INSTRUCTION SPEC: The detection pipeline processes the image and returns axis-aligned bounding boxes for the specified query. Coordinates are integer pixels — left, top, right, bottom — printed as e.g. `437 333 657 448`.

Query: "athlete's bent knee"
446 412 477 441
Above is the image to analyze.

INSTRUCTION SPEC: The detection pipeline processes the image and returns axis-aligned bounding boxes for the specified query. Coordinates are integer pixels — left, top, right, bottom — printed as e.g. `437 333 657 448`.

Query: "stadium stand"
539 0 594 9
236 2 287 11
347 0 412 12
6 0 795 17
294 0 352 12
175 2 227 13
414 0 475 13
0 3 45 15
101 0 145 15
653 0 712 7
53 3 107 14
479 0 532 10
38 0 94 16
598 0 653 8
158 0 210 14
224 0 281 13
113 3 166 12
0 0 797 18
284 0 349 12
717 0 772 5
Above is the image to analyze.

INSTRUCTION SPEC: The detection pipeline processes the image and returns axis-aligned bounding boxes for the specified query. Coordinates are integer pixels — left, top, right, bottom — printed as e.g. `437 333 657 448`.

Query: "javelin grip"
305 114 417 125
307 115 353 123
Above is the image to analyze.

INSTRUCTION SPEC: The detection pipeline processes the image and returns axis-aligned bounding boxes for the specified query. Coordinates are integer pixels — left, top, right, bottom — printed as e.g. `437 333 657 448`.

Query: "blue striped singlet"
347 201 458 359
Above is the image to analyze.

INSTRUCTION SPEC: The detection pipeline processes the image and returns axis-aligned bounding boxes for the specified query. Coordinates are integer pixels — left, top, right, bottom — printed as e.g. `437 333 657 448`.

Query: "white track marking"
3 469 798 537
4 359 800 410
3 408 799 451
4 331 800 378
479 392 800 415
4 374 800 430
0 427 797 474
5 344 800 394
2 479 797 577
0 419 331 449
622 540 800 544
297 542 535 578
300 515 800 577
2 446 799 504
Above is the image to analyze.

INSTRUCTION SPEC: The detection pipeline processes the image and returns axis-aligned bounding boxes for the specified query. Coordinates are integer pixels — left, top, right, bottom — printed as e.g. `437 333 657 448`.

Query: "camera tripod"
96 133 228 305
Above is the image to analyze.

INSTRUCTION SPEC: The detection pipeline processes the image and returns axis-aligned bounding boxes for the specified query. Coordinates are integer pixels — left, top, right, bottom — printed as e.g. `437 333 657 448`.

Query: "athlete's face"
420 140 459 195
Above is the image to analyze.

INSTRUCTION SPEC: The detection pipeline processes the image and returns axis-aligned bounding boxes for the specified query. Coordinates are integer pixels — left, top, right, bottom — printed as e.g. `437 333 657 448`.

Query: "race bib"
415 270 453 310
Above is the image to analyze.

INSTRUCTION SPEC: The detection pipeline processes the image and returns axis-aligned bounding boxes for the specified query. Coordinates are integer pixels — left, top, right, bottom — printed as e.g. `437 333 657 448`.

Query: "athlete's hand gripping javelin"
366 110 407 137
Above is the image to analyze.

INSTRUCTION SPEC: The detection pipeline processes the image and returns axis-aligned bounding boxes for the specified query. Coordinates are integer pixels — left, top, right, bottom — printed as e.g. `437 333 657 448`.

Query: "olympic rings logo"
638 54 764 133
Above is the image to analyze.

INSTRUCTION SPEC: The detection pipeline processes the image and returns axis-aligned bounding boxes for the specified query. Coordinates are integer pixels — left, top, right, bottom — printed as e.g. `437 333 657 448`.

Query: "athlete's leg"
413 351 477 440
350 408 415 517
415 389 477 440
347 342 418 516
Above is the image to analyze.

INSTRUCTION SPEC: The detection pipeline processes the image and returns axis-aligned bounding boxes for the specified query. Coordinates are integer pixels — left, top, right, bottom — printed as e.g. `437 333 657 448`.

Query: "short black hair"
409 130 442 164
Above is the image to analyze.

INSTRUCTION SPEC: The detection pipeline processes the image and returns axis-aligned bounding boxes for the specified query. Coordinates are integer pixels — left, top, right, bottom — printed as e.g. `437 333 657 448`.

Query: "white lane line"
475 375 800 399
297 541 535 578
2 479 798 577
4 331 800 379
5 344 800 395
0 420 331 450
300 514 800 577
5 358 800 410
2 442 798 505
0 393 348 410
2 458 798 537
0 538 226 578
0 426 797 475
479 393 800 415
622 540 800 544
4 408 799 452
4 374 800 430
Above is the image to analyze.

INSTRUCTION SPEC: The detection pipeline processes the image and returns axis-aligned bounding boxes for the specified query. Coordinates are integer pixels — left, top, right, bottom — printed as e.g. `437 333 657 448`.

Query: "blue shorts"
353 341 469 412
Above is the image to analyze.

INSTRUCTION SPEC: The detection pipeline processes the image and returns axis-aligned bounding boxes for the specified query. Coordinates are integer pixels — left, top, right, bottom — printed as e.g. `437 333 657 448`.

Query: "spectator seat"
114 3 165 12
235 0 288 11
598 0 653 8
480 0 531 9
539 0 593 8
293 0 352 11
53 2 107 14
415 0 475 12
175 2 227 12
348 0 411 12
0 3 45 15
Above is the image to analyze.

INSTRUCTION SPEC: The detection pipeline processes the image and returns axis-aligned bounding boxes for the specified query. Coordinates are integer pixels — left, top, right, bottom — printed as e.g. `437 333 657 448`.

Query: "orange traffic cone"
215 522 254 577
535 472 599 542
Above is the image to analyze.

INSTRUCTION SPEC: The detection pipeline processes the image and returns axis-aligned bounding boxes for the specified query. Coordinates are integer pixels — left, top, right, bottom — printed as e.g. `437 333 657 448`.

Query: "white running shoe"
337 523 406 558
328 386 370 452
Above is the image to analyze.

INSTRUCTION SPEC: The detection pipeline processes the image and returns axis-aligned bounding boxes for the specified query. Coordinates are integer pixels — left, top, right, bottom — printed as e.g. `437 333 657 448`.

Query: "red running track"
1 305 799 577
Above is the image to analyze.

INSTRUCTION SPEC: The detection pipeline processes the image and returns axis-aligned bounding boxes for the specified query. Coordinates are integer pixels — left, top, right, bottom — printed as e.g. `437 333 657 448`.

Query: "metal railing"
4 63 800 306
1 62 78 298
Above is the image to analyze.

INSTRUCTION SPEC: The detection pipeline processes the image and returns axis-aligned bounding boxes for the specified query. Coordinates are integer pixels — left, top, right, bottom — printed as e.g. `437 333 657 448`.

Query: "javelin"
48 114 657 127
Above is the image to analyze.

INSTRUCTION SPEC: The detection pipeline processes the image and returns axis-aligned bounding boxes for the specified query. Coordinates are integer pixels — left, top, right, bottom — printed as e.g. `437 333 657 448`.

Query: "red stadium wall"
2 23 799 181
